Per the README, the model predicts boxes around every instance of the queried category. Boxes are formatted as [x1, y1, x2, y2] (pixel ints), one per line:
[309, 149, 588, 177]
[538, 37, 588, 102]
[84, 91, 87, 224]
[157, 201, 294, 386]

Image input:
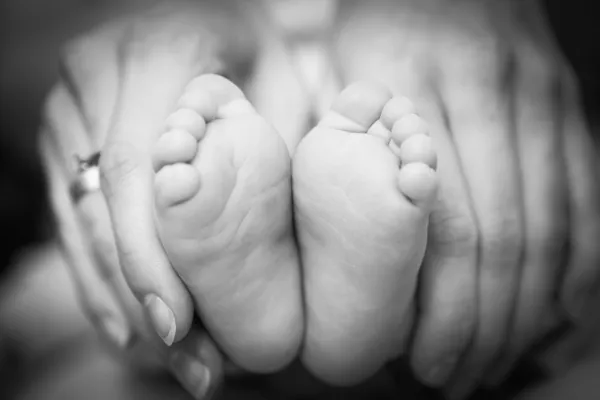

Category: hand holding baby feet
[152, 74, 303, 373]
[293, 81, 438, 385]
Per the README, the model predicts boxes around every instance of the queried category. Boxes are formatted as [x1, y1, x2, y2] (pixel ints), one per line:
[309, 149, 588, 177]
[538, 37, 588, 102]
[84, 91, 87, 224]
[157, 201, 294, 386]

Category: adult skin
[40, 0, 600, 399]
[39, 1, 253, 398]
[330, 1, 600, 397]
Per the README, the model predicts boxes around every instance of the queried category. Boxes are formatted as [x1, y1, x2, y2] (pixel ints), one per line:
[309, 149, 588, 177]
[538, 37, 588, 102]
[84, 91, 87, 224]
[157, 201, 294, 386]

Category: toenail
[169, 351, 212, 399]
[144, 294, 176, 346]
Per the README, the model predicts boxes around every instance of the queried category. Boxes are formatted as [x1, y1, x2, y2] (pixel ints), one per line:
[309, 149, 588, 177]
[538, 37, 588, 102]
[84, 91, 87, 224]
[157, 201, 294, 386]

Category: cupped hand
[38, 2, 254, 397]
[332, 0, 600, 396]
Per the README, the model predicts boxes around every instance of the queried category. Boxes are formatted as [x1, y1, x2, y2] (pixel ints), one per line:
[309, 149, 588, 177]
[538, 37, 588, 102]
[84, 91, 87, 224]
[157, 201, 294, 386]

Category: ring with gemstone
[69, 152, 101, 203]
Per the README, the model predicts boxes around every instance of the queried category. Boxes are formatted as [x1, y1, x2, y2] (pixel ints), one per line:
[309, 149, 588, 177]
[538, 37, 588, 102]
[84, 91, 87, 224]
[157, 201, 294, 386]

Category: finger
[42, 82, 136, 347]
[42, 83, 96, 170]
[58, 23, 152, 335]
[328, 15, 479, 388]
[441, 59, 525, 398]
[485, 52, 570, 384]
[100, 17, 212, 345]
[560, 74, 600, 322]
[42, 82, 222, 399]
[409, 93, 478, 387]
[40, 132, 133, 349]
[44, 80, 147, 332]
[59, 18, 125, 147]
[166, 326, 225, 400]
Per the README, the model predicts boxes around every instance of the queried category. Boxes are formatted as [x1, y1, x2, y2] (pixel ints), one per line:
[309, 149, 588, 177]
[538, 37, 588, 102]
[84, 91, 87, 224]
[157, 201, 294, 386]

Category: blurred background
[0, 0, 600, 399]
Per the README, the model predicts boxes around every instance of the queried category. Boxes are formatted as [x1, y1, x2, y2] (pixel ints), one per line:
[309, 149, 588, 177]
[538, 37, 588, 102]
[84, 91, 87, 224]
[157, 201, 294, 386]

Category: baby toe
[391, 113, 429, 144]
[381, 96, 416, 130]
[393, 134, 437, 169]
[397, 162, 438, 209]
[166, 108, 206, 140]
[152, 129, 198, 172]
[155, 163, 201, 209]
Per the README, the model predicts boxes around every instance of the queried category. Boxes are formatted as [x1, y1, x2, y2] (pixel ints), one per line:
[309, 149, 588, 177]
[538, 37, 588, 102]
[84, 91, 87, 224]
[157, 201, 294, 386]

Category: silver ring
[70, 152, 101, 203]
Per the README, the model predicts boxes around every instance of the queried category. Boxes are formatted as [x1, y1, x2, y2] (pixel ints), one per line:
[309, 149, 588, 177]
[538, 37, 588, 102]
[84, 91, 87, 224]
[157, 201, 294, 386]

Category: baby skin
[294, 81, 438, 385]
[152, 76, 437, 384]
[151, 74, 303, 372]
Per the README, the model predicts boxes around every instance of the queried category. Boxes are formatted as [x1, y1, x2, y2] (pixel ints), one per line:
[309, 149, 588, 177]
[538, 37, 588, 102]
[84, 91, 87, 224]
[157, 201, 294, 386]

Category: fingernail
[100, 316, 132, 349]
[144, 294, 176, 346]
[169, 351, 212, 399]
[424, 357, 456, 386]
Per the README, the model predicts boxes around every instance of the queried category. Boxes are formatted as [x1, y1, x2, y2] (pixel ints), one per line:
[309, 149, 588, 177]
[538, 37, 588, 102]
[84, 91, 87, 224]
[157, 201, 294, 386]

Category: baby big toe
[180, 74, 254, 121]
[319, 81, 392, 132]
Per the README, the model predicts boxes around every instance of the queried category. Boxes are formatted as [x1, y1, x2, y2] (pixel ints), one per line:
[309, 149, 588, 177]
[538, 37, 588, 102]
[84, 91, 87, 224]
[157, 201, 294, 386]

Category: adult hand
[39, 1, 254, 397]
[332, 0, 600, 397]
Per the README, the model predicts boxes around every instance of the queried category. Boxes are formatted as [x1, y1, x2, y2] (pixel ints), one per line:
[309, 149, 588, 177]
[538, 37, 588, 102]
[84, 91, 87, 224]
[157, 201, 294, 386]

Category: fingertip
[98, 314, 136, 349]
[412, 352, 459, 388]
[99, 139, 195, 345]
[144, 290, 194, 346]
[410, 301, 475, 388]
[168, 328, 224, 399]
[171, 293, 195, 343]
[83, 296, 135, 350]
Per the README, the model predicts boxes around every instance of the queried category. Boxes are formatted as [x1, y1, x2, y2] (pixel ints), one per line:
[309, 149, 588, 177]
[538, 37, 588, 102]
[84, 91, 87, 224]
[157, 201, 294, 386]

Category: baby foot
[152, 74, 303, 372]
[293, 81, 438, 385]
